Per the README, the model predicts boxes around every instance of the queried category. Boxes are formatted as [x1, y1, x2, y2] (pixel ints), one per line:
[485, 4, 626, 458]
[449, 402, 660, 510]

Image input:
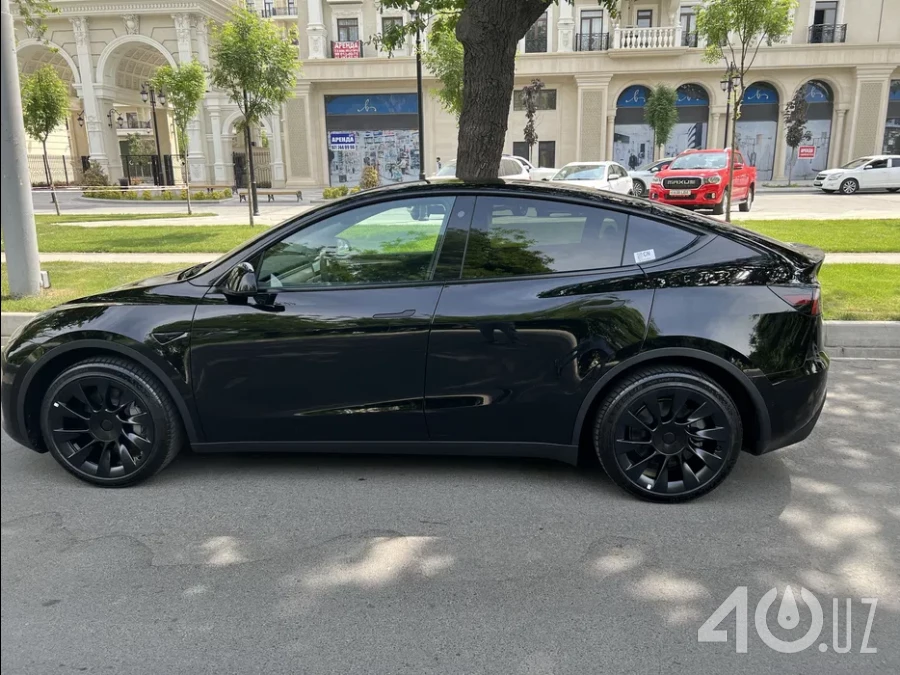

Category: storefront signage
[329, 132, 357, 150]
[798, 145, 816, 159]
[325, 94, 419, 116]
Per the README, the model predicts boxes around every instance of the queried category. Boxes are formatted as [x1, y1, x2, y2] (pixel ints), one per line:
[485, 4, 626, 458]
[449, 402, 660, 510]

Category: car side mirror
[734, 163, 744, 170]
[863, 165, 873, 170]
[219, 261, 258, 296]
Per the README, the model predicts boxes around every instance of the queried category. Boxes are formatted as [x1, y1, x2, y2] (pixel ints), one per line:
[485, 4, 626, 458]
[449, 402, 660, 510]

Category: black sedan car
[2, 181, 828, 501]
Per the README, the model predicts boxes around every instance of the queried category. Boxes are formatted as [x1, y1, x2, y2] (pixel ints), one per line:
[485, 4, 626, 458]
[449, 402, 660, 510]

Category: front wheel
[592, 366, 742, 502]
[631, 181, 646, 198]
[40, 357, 184, 486]
[711, 190, 728, 216]
[840, 178, 859, 195]
[738, 187, 754, 212]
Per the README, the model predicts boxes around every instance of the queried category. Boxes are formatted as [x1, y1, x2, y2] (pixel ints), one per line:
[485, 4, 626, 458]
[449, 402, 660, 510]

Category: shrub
[180, 189, 188, 200]
[322, 187, 336, 199]
[222, 188, 233, 198]
[123, 190, 137, 200]
[193, 191, 208, 200]
[359, 165, 379, 190]
[81, 161, 109, 186]
[142, 190, 153, 200]
[349, 186, 361, 194]
[161, 190, 174, 200]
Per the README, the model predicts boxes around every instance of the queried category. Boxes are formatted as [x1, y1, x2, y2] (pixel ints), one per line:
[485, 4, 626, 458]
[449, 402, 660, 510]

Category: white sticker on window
[634, 249, 656, 263]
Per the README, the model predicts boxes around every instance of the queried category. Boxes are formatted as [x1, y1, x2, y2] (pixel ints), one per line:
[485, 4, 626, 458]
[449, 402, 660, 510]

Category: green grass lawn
[35, 212, 215, 225]
[4, 261, 898, 319]
[735, 219, 900, 252]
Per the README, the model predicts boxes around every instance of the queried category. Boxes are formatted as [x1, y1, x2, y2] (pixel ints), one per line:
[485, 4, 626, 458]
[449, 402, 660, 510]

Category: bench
[237, 188, 304, 203]
[190, 184, 228, 194]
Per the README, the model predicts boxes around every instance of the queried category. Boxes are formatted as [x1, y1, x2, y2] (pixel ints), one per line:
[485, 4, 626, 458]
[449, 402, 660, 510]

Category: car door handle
[372, 309, 416, 319]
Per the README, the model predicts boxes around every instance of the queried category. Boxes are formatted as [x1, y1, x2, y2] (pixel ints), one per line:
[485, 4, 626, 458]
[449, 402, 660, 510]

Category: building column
[269, 112, 286, 186]
[557, 0, 574, 52]
[208, 105, 227, 184]
[847, 67, 893, 158]
[194, 16, 210, 68]
[829, 105, 849, 168]
[575, 74, 612, 162]
[772, 106, 788, 181]
[69, 18, 115, 178]
[95, 96, 124, 181]
[709, 112, 721, 150]
[606, 115, 615, 159]
[172, 13, 207, 182]
[307, 0, 327, 59]
[282, 82, 317, 186]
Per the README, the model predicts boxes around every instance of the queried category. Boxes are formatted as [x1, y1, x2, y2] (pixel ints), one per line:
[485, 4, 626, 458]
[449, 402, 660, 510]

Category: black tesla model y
[2, 181, 829, 501]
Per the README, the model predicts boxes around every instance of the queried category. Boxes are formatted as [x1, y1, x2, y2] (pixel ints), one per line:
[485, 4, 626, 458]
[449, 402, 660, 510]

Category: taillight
[769, 286, 821, 316]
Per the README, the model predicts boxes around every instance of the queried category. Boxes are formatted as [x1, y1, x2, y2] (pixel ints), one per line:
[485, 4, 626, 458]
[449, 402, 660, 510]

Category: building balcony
[808, 23, 847, 44]
[612, 25, 685, 51]
[331, 40, 363, 59]
[248, 1, 298, 19]
[682, 31, 699, 48]
[574, 32, 610, 52]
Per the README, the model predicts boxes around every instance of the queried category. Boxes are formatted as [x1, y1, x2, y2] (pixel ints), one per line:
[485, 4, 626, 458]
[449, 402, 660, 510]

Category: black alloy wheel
[632, 181, 645, 198]
[594, 366, 741, 502]
[41, 357, 183, 486]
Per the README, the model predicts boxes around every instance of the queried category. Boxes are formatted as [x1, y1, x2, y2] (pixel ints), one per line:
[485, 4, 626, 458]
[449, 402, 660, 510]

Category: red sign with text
[332, 41, 361, 59]
[798, 146, 816, 159]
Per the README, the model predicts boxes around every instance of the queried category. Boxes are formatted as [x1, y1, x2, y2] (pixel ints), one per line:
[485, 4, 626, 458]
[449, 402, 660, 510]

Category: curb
[3, 312, 898, 355]
[75, 197, 233, 205]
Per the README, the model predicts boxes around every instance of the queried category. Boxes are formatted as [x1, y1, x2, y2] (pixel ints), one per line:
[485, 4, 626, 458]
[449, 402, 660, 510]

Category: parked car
[628, 157, 674, 198]
[2, 181, 829, 502]
[549, 161, 634, 195]
[511, 155, 558, 181]
[814, 155, 900, 194]
[431, 156, 531, 181]
[649, 149, 757, 215]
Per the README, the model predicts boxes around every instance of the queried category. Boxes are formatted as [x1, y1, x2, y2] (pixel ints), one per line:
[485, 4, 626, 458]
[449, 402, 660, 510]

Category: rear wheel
[840, 178, 859, 195]
[40, 357, 184, 486]
[592, 366, 742, 502]
[738, 187, 754, 212]
[632, 180, 646, 198]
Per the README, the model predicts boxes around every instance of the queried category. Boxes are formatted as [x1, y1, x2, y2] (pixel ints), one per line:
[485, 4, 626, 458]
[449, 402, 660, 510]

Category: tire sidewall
[840, 178, 858, 194]
[594, 371, 742, 502]
[40, 362, 171, 486]
[633, 181, 645, 197]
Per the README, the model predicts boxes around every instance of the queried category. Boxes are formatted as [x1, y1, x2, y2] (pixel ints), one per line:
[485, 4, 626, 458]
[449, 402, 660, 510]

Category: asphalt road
[2, 359, 898, 674]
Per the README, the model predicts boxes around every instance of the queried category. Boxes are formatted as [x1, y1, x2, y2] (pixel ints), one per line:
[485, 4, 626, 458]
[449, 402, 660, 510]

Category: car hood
[659, 168, 724, 177]
[552, 179, 609, 188]
[816, 168, 848, 176]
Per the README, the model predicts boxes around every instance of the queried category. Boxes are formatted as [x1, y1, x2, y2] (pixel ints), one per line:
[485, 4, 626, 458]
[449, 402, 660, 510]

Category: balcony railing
[808, 23, 847, 43]
[682, 31, 699, 48]
[331, 40, 363, 58]
[575, 32, 611, 51]
[248, 1, 298, 18]
[524, 32, 548, 53]
[613, 25, 683, 50]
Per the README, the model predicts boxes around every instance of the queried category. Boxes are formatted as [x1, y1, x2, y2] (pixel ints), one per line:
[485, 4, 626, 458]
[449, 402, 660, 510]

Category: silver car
[628, 157, 674, 198]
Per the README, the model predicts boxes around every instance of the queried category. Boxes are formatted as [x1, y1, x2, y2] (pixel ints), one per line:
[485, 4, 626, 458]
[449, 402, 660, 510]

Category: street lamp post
[141, 83, 167, 186]
[411, 2, 426, 180]
[719, 64, 739, 150]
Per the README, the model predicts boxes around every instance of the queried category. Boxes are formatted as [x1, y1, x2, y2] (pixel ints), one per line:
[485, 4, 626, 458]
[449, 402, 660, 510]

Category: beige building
[15, 0, 900, 188]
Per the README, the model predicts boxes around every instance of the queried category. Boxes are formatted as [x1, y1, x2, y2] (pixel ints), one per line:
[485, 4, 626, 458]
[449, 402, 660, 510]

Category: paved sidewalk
[4, 251, 898, 265]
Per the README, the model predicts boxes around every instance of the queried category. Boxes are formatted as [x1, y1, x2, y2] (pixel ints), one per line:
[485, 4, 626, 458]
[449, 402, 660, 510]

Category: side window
[500, 158, 523, 176]
[890, 158, 900, 168]
[735, 152, 746, 166]
[257, 196, 455, 288]
[867, 159, 888, 169]
[462, 197, 627, 279]
[624, 215, 697, 265]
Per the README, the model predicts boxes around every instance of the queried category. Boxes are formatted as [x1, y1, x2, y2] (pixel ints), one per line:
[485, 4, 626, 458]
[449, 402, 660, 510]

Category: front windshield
[669, 153, 728, 170]
[553, 164, 606, 180]
[436, 161, 457, 177]
[636, 160, 663, 172]
[840, 157, 871, 169]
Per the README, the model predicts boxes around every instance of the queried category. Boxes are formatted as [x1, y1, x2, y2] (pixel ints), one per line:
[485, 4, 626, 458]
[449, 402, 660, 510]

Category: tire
[738, 187, 754, 212]
[839, 178, 859, 195]
[40, 356, 184, 487]
[592, 365, 742, 503]
[632, 180, 646, 198]
[711, 191, 727, 216]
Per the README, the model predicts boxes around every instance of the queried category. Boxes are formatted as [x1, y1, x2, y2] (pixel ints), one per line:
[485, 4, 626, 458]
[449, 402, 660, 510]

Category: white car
[549, 161, 634, 195]
[511, 155, 558, 181]
[628, 157, 674, 198]
[815, 155, 900, 194]
[430, 156, 531, 181]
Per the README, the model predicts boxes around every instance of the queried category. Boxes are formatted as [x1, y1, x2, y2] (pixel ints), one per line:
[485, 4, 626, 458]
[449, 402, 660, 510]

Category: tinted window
[624, 215, 697, 264]
[500, 158, 523, 176]
[257, 197, 455, 288]
[462, 197, 627, 278]
[867, 159, 888, 169]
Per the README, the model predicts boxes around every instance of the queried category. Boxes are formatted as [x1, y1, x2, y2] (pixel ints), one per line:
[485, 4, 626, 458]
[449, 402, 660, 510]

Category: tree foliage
[21, 64, 69, 215]
[521, 79, 544, 162]
[696, 0, 796, 219]
[422, 19, 464, 120]
[784, 85, 811, 183]
[645, 84, 679, 153]
[14, 0, 56, 39]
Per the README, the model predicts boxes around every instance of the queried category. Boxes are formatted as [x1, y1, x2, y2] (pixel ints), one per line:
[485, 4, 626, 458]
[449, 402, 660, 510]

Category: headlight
[651, 176, 662, 184]
[704, 175, 723, 185]
[827, 172, 843, 180]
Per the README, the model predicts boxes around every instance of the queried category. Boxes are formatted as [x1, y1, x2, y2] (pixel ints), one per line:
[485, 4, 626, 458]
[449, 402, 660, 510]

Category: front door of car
[608, 164, 628, 193]
[190, 194, 468, 445]
[862, 158, 890, 188]
[424, 195, 665, 448]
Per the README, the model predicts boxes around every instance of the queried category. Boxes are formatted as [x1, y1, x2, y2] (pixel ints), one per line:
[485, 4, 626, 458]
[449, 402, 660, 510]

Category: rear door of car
[423, 192, 656, 448]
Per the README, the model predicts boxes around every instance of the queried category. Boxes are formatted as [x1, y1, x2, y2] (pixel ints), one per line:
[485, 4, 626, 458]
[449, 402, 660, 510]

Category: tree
[520, 79, 544, 164]
[152, 60, 206, 215]
[644, 84, 679, 160]
[209, 7, 299, 224]
[377, 1, 619, 180]
[697, 0, 796, 221]
[21, 64, 69, 216]
[422, 19, 464, 120]
[783, 86, 811, 184]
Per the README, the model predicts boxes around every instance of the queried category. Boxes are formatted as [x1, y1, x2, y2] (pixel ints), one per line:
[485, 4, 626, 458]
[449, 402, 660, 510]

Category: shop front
[324, 94, 421, 187]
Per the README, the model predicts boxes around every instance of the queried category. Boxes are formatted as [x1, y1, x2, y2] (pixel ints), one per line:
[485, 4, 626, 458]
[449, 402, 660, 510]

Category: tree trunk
[243, 90, 260, 217]
[725, 108, 737, 222]
[787, 147, 795, 185]
[178, 128, 192, 216]
[243, 122, 254, 226]
[42, 139, 60, 216]
[455, 0, 550, 180]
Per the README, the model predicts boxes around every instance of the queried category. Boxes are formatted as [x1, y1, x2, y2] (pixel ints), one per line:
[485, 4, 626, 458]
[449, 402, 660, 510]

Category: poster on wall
[784, 82, 833, 180]
[614, 126, 654, 170]
[328, 129, 420, 186]
[736, 83, 779, 181]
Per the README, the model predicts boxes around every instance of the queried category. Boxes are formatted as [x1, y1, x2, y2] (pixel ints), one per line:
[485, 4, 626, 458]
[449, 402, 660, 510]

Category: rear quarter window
[624, 215, 698, 265]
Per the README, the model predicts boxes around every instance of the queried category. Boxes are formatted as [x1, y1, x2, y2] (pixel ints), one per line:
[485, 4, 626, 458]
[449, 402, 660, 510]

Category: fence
[120, 154, 176, 186]
[28, 155, 86, 186]
[232, 149, 272, 189]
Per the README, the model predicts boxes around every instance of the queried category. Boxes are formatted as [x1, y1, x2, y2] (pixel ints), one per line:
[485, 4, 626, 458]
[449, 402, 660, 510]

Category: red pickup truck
[648, 148, 756, 215]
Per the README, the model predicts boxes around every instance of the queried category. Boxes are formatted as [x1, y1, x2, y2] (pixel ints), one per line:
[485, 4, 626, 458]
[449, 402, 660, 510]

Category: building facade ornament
[122, 14, 140, 35]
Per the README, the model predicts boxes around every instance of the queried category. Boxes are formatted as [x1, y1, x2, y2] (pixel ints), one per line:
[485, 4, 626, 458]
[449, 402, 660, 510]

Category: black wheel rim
[48, 377, 154, 478]
[614, 387, 732, 495]
[633, 183, 644, 197]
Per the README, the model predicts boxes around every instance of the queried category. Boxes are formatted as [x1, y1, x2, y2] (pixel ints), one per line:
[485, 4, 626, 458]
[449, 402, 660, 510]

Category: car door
[862, 158, 890, 188]
[614, 163, 634, 193]
[890, 157, 900, 187]
[189, 194, 472, 445]
[424, 193, 658, 448]
[732, 152, 750, 198]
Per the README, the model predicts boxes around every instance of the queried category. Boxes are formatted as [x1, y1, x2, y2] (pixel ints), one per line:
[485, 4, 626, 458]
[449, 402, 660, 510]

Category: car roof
[560, 161, 615, 167]
[678, 149, 727, 155]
